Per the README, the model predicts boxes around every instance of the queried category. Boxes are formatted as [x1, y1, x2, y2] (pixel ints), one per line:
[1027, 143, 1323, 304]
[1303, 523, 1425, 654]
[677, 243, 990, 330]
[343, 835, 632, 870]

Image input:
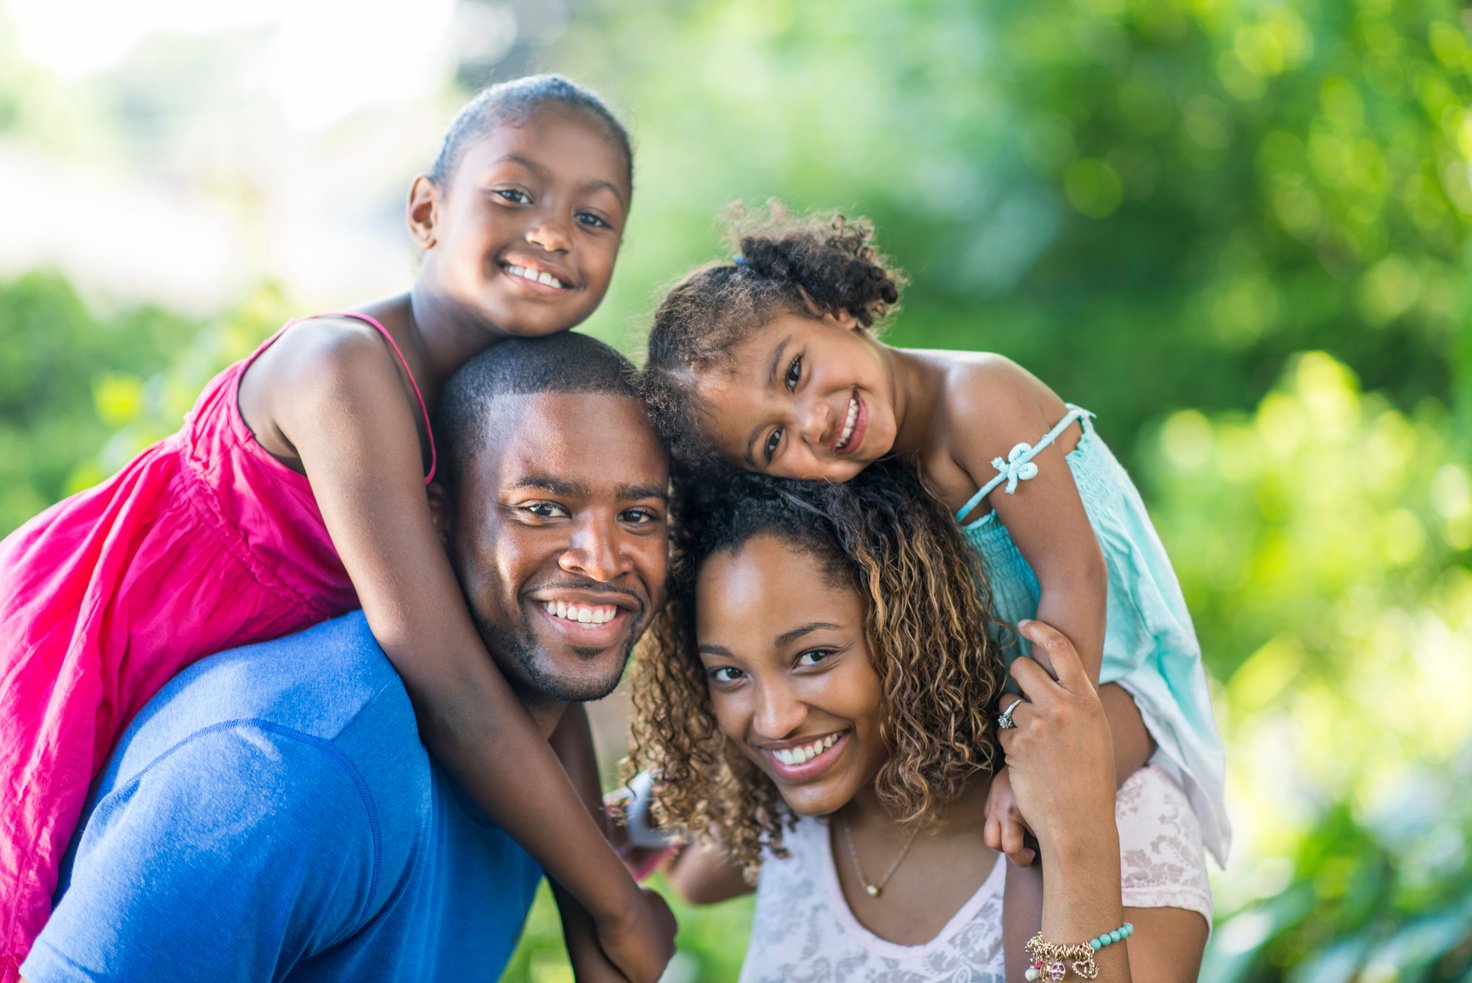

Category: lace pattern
[738, 766, 1211, 981]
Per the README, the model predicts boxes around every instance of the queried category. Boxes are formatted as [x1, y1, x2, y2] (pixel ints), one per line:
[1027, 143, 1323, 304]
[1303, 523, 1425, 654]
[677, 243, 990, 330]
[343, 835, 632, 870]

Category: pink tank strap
[270, 312, 438, 485]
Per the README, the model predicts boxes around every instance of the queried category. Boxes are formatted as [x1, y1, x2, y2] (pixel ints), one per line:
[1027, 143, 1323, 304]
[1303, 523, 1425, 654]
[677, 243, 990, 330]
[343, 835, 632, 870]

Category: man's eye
[576, 210, 612, 230]
[785, 355, 802, 391]
[621, 508, 663, 525]
[494, 188, 532, 205]
[523, 502, 564, 518]
[763, 428, 783, 464]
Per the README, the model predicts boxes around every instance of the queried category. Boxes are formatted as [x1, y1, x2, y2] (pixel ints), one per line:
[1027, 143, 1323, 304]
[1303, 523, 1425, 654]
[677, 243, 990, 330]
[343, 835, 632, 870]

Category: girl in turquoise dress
[641, 205, 1230, 872]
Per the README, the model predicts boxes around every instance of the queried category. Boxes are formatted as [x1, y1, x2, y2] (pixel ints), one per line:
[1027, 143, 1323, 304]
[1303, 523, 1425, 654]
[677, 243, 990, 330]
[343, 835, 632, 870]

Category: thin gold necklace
[837, 811, 922, 898]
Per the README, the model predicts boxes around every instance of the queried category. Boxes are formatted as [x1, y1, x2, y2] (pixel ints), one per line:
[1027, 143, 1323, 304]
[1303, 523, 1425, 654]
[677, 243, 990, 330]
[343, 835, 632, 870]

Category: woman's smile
[759, 729, 851, 782]
[696, 534, 887, 818]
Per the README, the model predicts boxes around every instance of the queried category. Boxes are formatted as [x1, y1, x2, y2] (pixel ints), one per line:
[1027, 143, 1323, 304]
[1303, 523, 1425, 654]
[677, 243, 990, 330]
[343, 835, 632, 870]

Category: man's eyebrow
[618, 484, 670, 504]
[508, 475, 586, 497]
[743, 335, 792, 468]
[774, 622, 842, 649]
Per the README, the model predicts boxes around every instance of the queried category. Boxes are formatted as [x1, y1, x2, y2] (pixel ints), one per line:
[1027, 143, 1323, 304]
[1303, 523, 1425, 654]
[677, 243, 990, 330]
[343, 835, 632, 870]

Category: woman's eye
[785, 355, 803, 392]
[763, 428, 783, 464]
[708, 666, 744, 684]
[795, 648, 836, 668]
[494, 188, 532, 205]
[576, 210, 612, 230]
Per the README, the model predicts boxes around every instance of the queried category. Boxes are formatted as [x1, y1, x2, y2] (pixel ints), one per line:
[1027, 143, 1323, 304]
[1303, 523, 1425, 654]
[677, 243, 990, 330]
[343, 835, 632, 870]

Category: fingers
[984, 813, 1003, 852]
[1016, 619, 1090, 692]
[1007, 654, 1055, 704]
[1000, 817, 1034, 867]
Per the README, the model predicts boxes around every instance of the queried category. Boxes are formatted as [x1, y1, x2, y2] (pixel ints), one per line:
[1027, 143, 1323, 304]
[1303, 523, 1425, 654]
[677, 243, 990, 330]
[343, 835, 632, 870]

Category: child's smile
[698, 311, 899, 481]
[414, 103, 630, 339]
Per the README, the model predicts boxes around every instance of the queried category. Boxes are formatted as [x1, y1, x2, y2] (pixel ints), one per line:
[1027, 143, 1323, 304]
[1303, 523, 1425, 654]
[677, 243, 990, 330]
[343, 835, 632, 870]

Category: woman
[626, 462, 1210, 981]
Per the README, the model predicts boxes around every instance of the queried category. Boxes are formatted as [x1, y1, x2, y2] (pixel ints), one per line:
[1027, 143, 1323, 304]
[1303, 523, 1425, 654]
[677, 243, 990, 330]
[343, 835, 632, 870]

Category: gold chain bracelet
[1023, 932, 1099, 980]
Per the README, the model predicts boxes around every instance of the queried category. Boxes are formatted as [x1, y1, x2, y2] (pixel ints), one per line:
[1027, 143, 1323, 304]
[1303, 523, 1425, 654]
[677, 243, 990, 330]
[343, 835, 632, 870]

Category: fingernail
[1017, 619, 1032, 629]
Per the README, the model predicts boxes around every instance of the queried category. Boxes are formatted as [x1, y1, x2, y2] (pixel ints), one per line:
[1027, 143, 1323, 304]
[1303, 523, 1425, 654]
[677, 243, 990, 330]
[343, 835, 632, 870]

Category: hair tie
[732, 255, 749, 268]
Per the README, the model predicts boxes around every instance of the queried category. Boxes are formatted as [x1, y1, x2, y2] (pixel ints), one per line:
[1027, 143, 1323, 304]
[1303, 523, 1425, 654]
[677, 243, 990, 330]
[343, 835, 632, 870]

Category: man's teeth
[772, 733, 841, 766]
[835, 395, 859, 450]
[506, 264, 568, 289]
[542, 601, 617, 625]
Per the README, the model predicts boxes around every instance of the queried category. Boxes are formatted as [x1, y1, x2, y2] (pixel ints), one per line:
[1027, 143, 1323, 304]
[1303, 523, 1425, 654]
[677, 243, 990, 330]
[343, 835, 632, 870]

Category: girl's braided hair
[640, 202, 907, 470]
[625, 458, 1005, 881]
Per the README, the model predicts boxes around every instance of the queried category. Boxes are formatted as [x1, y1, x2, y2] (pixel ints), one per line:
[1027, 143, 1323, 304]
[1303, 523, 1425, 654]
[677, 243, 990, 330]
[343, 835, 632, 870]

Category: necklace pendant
[865, 884, 881, 897]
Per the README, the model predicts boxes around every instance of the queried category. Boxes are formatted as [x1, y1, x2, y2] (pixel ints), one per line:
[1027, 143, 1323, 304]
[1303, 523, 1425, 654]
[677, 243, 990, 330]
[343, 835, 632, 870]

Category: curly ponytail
[733, 203, 903, 327]
[641, 201, 906, 469]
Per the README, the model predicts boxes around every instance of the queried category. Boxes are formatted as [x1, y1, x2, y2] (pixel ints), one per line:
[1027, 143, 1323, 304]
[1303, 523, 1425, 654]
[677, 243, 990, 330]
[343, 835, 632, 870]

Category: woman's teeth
[543, 601, 616, 625]
[835, 395, 859, 450]
[506, 264, 568, 289]
[772, 732, 841, 766]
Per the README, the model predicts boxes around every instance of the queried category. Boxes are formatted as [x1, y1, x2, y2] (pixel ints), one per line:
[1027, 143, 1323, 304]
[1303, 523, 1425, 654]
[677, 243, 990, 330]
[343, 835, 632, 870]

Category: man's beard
[470, 605, 636, 703]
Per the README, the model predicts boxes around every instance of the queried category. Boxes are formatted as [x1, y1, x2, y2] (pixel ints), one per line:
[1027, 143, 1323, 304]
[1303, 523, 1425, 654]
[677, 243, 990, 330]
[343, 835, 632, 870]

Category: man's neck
[520, 693, 567, 740]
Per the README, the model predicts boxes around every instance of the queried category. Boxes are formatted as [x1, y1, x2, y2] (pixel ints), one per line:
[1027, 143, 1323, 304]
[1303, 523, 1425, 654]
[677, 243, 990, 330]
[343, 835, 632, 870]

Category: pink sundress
[0, 313, 436, 979]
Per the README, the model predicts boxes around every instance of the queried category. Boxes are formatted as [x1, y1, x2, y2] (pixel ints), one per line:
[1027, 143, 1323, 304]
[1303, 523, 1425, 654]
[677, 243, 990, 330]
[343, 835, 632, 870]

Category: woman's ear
[407, 175, 440, 250]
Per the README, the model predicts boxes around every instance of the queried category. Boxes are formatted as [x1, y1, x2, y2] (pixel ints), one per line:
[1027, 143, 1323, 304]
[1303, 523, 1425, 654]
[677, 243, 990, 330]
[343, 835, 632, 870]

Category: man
[20, 333, 670, 982]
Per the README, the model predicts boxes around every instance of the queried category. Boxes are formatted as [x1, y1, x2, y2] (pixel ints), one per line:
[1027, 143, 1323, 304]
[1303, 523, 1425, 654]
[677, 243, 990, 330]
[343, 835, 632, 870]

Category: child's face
[415, 104, 630, 338]
[695, 534, 887, 818]
[696, 311, 898, 481]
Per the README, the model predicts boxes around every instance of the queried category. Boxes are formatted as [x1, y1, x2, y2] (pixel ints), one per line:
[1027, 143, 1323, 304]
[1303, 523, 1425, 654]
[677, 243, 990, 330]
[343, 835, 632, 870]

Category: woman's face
[695, 533, 888, 817]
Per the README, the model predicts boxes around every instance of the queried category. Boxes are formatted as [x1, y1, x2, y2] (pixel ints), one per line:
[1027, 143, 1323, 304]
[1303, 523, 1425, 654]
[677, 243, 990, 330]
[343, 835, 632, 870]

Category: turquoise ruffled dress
[956, 406, 1230, 866]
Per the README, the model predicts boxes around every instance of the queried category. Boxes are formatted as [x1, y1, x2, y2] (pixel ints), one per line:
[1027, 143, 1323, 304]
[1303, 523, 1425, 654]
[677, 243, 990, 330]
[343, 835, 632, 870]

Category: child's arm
[663, 839, 754, 906]
[951, 360, 1106, 682]
[265, 325, 672, 981]
[550, 707, 660, 982]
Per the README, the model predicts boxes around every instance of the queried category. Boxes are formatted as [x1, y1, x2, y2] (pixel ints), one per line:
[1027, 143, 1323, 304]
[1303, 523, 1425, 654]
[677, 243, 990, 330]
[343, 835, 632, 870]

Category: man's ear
[407, 174, 440, 250]
[426, 480, 454, 549]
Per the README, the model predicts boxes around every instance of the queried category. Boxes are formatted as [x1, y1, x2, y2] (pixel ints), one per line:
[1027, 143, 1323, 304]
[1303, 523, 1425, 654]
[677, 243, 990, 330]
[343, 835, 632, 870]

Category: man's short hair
[433, 332, 650, 495]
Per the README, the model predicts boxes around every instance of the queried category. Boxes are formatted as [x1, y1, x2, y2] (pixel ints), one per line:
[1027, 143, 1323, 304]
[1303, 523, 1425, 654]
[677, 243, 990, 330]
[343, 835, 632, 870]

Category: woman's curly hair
[626, 459, 1006, 881]
[641, 201, 907, 470]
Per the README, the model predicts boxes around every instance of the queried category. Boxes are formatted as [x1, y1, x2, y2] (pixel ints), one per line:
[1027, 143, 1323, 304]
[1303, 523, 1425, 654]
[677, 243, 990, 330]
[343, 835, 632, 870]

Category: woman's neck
[843, 770, 991, 837]
[831, 771, 997, 946]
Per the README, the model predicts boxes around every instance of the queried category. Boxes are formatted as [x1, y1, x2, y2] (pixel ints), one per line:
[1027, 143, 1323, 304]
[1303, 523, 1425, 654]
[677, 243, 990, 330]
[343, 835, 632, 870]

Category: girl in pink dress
[0, 75, 671, 983]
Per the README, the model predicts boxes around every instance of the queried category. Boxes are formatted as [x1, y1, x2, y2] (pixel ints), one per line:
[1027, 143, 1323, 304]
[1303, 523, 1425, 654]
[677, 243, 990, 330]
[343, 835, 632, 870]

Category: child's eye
[785, 355, 803, 392]
[493, 188, 532, 205]
[707, 666, 744, 684]
[576, 210, 613, 230]
[795, 648, 837, 668]
[763, 427, 783, 465]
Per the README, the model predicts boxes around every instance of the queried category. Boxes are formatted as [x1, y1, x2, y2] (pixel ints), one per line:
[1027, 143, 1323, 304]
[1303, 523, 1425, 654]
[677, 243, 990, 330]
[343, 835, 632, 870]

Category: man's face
[438, 392, 669, 706]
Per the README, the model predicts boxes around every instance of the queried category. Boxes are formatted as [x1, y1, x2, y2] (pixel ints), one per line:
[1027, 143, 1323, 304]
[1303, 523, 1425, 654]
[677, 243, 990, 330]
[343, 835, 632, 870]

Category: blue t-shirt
[21, 612, 543, 983]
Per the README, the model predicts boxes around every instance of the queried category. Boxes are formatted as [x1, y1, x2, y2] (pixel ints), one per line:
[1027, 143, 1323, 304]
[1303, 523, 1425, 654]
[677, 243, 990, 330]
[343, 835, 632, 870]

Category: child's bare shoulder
[939, 353, 1063, 428]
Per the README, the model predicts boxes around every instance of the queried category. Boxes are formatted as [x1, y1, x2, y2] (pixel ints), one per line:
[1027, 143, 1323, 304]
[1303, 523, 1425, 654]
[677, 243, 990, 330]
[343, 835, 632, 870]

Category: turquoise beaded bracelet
[1090, 921, 1134, 951]
[1024, 922, 1134, 980]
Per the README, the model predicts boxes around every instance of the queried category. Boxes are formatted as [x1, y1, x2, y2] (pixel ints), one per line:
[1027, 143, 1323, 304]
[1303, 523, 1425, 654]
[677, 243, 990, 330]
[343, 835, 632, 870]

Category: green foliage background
[3, 0, 1470, 979]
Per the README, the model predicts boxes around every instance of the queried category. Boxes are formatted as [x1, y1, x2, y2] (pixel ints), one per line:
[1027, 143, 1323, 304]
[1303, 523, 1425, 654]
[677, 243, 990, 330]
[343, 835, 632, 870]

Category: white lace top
[737, 766, 1212, 982]
[738, 817, 1006, 983]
